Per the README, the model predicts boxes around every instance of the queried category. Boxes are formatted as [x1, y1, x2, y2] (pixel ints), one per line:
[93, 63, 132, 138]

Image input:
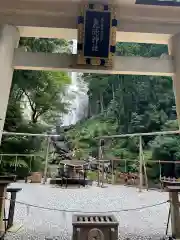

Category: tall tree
[0, 37, 71, 175]
[13, 70, 70, 123]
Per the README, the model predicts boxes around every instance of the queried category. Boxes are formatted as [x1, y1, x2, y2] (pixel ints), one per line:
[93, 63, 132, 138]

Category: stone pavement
[5, 183, 170, 240]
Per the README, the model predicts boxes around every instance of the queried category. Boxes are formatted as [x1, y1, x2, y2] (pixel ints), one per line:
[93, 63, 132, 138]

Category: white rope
[5, 197, 169, 214]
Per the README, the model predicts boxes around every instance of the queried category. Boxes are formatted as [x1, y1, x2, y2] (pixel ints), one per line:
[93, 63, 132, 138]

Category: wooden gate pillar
[0, 181, 10, 238]
[166, 185, 180, 238]
[169, 33, 180, 129]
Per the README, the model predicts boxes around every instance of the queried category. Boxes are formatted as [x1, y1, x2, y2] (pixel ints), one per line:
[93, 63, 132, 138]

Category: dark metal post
[6, 188, 22, 230]
[166, 205, 171, 235]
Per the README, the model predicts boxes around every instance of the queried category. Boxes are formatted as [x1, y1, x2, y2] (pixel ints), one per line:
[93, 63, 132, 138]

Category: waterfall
[62, 40, 88, 126]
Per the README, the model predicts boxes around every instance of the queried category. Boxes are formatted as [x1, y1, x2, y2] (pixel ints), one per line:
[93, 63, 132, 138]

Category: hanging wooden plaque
[77, 3, 117, 68]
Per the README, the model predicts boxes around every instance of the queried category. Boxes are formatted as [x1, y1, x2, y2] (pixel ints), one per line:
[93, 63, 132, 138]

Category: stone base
[28, 172, 42, 183]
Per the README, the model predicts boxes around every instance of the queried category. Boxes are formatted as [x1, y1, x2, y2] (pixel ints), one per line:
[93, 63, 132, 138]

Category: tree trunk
[100, 93, 104, 113]
[32, 111, 38, 123]
[112, 84, 115, 99]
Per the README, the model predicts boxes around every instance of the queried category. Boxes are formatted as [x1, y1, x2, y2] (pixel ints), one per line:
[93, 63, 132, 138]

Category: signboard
[77, 3, 117, 68]
[136, 0, 180, 6]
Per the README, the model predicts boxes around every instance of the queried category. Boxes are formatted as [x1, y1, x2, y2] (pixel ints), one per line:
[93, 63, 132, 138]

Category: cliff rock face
[50, 126, 73, 162]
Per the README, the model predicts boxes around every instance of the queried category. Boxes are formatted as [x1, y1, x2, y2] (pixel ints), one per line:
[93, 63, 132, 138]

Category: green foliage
[19, 38, 70, 53]
[67, 43, 177, 180]
[149, 133, 180, 178]
[151, 136, 180, 161]
[13, 38, 71, 124]
[163, 120, 178, 131]
[13, 70, 70, 123]
[1, 37, 71, 176]
[1, 38, 178, 181]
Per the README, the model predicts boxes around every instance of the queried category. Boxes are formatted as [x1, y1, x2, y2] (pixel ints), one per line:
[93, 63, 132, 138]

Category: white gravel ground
[5, 182, 171, 240]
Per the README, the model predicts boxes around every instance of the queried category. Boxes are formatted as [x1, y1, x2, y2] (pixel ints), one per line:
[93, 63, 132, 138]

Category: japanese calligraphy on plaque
[77, 3, 117, 68]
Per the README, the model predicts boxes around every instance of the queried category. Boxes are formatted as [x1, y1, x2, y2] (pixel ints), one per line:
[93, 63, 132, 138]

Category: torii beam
[13, 50, 173, 77]
[1, 1, 180, 44]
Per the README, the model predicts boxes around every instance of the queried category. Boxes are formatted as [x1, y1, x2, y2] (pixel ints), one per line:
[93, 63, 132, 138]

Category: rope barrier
[1, 198, 171, 240]
[5, 198, 169, 214]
